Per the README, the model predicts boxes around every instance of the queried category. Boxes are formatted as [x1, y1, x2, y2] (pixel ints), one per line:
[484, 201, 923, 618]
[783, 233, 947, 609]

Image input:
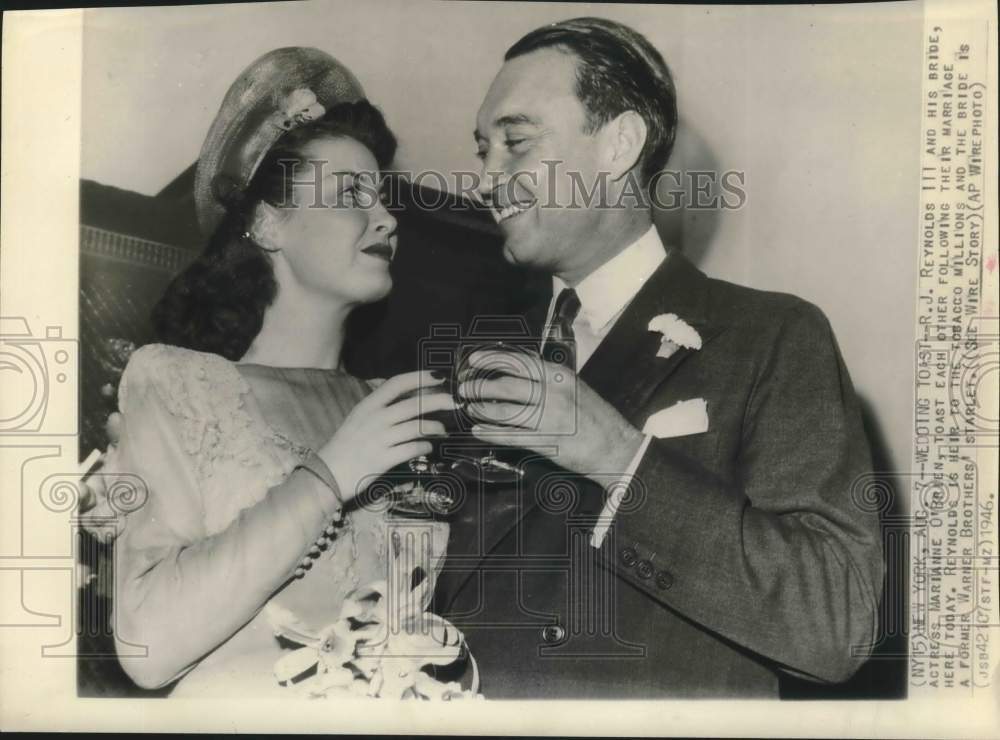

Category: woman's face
[266, 135, 397, 305]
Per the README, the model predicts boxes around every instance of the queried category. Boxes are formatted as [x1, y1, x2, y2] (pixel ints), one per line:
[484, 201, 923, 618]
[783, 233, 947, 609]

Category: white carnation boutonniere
[648, 313, 702, 360]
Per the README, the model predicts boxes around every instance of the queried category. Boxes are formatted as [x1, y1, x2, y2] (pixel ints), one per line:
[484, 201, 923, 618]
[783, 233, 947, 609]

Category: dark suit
[435, 252, 883, 698]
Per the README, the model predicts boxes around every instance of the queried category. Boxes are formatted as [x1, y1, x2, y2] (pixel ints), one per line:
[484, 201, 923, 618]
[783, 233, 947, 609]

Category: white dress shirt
[540, 225, 667, 548]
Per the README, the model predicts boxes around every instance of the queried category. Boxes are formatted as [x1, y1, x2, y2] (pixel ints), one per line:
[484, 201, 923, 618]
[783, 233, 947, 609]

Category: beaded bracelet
[292, 506, 344, 579]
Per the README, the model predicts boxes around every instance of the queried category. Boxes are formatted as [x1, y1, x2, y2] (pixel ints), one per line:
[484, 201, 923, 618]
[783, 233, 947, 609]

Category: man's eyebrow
[474, 113, 542, 140]
[495, 113, 541, 127]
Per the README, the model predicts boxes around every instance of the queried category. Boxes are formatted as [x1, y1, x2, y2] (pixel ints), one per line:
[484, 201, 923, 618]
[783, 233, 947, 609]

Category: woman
[106, 48, 459, 697]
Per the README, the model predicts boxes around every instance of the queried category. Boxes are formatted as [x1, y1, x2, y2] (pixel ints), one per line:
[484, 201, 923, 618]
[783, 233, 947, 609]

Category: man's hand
[458, 350, 645, 479]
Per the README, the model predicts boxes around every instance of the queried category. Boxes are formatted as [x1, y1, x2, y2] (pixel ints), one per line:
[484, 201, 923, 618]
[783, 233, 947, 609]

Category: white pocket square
[642, 398, 709, 438]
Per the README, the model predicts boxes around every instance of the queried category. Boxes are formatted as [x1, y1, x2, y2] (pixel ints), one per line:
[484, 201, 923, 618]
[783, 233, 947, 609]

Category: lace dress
[108, 344, 448, 696]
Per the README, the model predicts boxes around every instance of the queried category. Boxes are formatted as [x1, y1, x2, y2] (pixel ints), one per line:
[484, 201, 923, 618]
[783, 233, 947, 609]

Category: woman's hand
[318, 370, 454, 503]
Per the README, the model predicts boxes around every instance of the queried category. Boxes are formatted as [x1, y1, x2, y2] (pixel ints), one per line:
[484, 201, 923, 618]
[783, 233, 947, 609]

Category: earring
[242, 230, 281, 253]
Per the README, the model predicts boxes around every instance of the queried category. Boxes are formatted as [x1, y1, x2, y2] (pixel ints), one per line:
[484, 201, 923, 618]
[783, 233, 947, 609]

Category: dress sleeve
[111, 348, 344, 689]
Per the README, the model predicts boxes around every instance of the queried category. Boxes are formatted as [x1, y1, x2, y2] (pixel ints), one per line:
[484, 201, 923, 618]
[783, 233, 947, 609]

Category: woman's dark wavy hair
[152, 99, 397, 361]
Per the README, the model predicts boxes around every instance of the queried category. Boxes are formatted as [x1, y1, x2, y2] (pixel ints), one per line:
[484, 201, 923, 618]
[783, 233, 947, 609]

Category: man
[436, 17, 883, 698]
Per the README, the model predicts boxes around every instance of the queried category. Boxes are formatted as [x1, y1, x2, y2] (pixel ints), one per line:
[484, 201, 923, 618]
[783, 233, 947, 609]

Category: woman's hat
[194, 46, 365, 235]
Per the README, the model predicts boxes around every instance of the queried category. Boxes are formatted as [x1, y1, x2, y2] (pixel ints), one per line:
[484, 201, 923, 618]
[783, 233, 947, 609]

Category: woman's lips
[361, 243, 393, 262]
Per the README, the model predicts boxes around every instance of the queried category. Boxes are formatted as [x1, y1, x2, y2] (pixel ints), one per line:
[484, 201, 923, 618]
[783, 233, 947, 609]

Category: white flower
[648, 313, 702, 359]
[271, 578, 480, 700]
[277, 88, 326, 130]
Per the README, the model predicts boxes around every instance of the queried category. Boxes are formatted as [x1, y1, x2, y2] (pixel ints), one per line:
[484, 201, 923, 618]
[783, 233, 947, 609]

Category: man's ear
[601, 110, 647, 181]
[249, 201, 284, 252]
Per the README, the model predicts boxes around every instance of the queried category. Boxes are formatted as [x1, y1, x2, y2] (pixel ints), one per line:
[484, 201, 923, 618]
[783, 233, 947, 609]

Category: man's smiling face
[475, 48, 606, 278]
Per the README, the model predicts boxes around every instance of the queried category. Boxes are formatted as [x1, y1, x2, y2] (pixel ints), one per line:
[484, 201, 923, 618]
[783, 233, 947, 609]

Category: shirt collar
[552, 225, 668, 334]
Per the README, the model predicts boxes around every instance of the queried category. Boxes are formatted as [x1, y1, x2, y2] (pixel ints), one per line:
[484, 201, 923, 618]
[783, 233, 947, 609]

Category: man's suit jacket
[435, 252, 884, 698]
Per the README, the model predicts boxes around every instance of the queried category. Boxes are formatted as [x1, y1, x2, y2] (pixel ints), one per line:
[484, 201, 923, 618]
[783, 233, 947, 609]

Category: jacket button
[541, 625, 566, 644]
[655, 570, 674, 590]
[636, 559, 654, 579]
[620, 547, 638, 567]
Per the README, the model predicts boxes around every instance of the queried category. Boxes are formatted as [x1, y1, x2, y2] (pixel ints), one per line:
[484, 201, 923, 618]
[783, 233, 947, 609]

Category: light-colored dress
[108, 344, 448, 696]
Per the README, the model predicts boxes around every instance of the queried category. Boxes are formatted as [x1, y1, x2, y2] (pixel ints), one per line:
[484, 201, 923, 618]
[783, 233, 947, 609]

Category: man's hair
[505, 17, 678, 187]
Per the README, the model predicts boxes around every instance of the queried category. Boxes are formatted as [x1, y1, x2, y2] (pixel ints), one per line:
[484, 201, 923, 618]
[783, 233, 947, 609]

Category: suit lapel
[443, 254, 725, 609]
[580, 252, 720, 427]
[520, 270, 553, 342]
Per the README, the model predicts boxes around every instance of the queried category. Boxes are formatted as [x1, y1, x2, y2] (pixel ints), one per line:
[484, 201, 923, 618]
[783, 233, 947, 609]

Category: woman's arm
[111, 353, 342, 689]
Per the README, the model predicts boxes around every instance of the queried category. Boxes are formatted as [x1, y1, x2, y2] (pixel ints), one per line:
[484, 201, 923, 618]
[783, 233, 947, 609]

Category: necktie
[543, 288, 581, 369]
